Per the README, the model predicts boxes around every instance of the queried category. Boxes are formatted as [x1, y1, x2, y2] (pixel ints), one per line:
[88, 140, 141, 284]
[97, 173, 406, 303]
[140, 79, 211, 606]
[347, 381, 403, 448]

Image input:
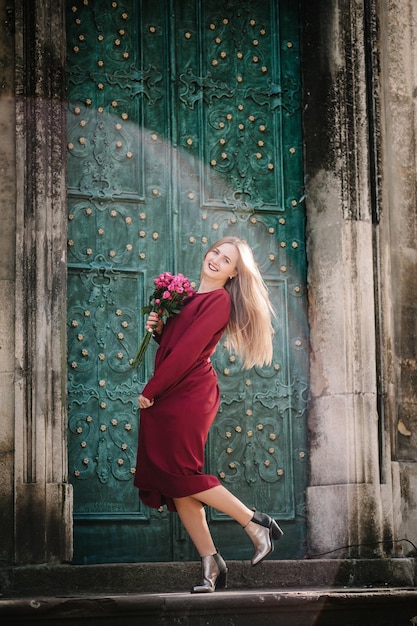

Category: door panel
[66, 0, 307, 563]
[172, 0, 307, 560]
[66, 0, 174, 562]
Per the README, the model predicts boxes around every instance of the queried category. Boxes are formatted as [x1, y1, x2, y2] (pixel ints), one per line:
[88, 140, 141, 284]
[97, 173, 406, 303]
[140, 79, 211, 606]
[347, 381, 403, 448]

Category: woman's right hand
[145, 311, 164, 334]
[138, 394, 154, 409]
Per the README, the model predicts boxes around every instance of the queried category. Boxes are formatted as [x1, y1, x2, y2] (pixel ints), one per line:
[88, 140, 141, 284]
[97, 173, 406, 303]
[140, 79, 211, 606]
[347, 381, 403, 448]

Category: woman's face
[202, 242, 239, 287]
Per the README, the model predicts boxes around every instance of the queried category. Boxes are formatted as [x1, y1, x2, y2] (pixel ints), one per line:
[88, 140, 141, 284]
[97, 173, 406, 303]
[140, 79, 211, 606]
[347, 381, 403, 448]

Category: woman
[135, 236, 283, 593]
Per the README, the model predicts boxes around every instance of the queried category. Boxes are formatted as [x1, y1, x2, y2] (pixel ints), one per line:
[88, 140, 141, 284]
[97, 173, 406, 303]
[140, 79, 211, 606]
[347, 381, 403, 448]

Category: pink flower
[132, 271, 195, 369]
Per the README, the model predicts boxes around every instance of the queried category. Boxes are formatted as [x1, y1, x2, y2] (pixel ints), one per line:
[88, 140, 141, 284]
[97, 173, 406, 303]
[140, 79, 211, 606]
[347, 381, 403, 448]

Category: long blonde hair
[204, 237, 275, 369]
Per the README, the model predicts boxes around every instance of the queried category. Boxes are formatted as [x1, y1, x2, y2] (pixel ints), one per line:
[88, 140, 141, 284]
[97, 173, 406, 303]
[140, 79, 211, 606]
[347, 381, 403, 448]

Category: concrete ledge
[1, 588, 417, 625]
[0, 558, 416, 596]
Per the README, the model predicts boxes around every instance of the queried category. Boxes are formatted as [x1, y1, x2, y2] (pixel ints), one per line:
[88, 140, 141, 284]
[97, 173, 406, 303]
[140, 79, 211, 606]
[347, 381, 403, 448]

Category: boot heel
[191, 551, 228, 593]
[244, 511, 284, 566]
[216, 569, 227, 590]
[271, 520, 284, 540]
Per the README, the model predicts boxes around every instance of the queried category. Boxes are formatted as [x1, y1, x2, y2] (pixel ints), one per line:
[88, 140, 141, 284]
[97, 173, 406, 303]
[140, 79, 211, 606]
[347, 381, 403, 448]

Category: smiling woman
[202, 238, 275, 368]
[135, 237, 283, 593]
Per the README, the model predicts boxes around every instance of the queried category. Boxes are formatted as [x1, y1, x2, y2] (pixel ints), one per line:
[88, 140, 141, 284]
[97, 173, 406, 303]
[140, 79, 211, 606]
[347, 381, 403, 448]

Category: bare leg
[191, 485, 253, 526]
[173, 496, 217, 557]
[175, 485, 281, 574]
[174, 485, 253, 557]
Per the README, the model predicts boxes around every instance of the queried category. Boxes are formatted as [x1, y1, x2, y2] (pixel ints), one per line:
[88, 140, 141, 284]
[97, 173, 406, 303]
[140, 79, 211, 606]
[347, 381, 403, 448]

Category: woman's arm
[142, 290, 230, 401]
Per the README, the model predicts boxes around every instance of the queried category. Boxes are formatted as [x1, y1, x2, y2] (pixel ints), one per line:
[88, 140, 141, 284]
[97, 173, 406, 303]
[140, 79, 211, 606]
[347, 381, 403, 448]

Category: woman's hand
[145, 311, 164, 334]
[138, 394, 154, 409]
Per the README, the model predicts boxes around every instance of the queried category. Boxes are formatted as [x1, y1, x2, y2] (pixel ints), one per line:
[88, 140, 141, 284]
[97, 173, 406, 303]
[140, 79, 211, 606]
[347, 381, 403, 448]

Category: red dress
[134, 289, 231, 512]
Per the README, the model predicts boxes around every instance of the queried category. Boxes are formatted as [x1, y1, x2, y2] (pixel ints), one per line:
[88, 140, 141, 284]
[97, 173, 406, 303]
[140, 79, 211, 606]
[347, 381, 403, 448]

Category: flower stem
[131, 328, 153, 369]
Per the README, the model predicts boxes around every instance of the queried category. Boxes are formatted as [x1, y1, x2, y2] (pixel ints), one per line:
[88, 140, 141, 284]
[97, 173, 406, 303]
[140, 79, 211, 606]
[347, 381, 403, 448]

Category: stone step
[1, 559, 416, 625]
[1, 558, 416, 596]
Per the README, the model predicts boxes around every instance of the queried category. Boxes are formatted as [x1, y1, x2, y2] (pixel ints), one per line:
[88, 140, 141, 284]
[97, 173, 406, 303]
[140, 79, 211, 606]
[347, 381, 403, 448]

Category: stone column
[379, 0, 417, 553]
[14, 0, 72, 563]
[0, 0, 18, 565]
[301, 0, 386, 557]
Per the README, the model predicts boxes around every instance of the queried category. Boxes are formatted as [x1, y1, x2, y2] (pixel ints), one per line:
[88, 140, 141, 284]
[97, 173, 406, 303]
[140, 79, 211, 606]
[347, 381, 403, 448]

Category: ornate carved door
[66, 0, 308, 563]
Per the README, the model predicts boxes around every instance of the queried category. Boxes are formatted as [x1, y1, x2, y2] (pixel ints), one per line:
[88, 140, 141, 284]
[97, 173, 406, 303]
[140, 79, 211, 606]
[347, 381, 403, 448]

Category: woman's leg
[173, 495, 217, 557]
[189, 486, 283, 566]
[190, 485, 253, 526]
[174, 485, 253, 555]
[175, 485, 282, 571]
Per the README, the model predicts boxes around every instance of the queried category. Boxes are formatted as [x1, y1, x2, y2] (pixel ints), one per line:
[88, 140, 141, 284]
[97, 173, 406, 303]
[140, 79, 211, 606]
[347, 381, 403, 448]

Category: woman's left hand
[145, 311, 164, 334]
[138, 394, 154, 409]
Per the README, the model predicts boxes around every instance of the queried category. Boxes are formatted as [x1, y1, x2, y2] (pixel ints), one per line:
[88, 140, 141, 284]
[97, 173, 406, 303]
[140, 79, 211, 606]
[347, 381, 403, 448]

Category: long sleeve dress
[134, 288, 231, 512]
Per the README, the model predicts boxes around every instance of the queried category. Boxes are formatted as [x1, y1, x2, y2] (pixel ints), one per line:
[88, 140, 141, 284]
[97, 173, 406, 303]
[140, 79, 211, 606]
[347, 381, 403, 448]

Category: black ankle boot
[191, 551, 228, 593]
[243, 510, 283, 566]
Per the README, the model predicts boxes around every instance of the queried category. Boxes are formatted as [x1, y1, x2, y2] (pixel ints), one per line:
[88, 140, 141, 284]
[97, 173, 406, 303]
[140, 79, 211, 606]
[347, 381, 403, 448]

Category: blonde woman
[135, 237, 283, 592]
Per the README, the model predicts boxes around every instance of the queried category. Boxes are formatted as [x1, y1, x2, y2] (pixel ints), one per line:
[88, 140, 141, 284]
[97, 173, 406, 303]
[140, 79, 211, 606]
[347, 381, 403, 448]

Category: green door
[66, 0, 308, 564]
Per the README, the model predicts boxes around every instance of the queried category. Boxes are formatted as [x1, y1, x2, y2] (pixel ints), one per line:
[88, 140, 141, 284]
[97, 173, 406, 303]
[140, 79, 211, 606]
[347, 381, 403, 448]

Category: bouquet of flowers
[131, 272, 195, 369]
